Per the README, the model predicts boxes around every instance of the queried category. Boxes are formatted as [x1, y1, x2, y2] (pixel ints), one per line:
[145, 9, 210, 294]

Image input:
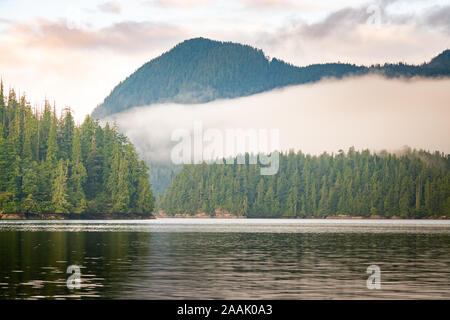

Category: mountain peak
[180, 37, 216, 43]
[174, 37, 218, 49]
[92, 38, 280, 118]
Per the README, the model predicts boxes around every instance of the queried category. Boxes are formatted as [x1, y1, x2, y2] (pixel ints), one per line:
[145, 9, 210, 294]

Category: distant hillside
[92, 37, 450, 118]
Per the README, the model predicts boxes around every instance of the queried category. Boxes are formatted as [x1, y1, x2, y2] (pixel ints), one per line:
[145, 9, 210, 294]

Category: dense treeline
[92, 37, 450, 118]
[0, 82, 154, 216]
[159, 149, 450, 218]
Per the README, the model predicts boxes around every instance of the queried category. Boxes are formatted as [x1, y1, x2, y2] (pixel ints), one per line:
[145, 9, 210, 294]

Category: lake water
[0, 219, 449, 299]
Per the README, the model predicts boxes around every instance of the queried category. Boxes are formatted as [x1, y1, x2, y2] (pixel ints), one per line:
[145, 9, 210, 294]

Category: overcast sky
[1, 0, 450, 121]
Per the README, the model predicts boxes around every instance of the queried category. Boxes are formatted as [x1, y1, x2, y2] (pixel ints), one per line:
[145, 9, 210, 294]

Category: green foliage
[51, 160, 70, 214]
[0, 83, 155, 216]
[159, 149, 450, 218]
[92, 38, 450, 118]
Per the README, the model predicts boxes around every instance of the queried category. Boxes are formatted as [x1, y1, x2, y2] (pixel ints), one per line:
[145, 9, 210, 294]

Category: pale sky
[1, 0, 450, 121]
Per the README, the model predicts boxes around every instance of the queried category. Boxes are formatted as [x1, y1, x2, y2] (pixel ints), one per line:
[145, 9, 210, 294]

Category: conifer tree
[51, 160, 70, 214]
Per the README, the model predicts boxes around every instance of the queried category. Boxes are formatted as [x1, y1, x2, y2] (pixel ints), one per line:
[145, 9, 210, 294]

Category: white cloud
[98, 1, 122, 14]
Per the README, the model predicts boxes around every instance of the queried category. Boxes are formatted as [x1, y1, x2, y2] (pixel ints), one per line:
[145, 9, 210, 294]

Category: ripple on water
[0, 219, 449, 299]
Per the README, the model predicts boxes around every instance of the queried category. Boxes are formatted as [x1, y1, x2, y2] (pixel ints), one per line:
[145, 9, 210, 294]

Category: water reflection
[0, 220, 449, 299]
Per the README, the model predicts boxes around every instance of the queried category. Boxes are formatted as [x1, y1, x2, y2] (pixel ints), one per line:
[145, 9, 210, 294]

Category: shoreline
[0, 213, 447, 220]
[0, 213, 156, 220]
[154, 213, 449, 220]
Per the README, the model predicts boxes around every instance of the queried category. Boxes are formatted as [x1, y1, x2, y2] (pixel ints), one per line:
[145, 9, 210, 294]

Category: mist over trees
[0, 82, 154, 216]
[1, 79, 449, 219]
[90, 38, 450, 200]
[2, 37, 450, 218]
[92, 37, 450, 119]
[158, 149, 450, 218]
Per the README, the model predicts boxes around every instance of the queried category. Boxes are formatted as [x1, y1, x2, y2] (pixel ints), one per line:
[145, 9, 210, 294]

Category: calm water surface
[0, 219, 449, 299]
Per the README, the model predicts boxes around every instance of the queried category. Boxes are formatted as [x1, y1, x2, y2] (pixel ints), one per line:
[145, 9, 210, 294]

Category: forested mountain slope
[92, 37, 450, 118]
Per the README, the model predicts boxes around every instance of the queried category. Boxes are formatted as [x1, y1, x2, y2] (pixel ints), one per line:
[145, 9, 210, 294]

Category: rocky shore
[0, 212, 155, 220]
[156, 210, 245, 219]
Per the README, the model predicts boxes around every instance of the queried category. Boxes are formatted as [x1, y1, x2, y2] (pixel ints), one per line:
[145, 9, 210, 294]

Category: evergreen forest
[159, 150, 449, 218]
[0, 82, 155, 216]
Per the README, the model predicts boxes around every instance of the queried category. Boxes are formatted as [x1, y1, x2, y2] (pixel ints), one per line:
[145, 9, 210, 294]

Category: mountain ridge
[92, 37, 450, 118]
